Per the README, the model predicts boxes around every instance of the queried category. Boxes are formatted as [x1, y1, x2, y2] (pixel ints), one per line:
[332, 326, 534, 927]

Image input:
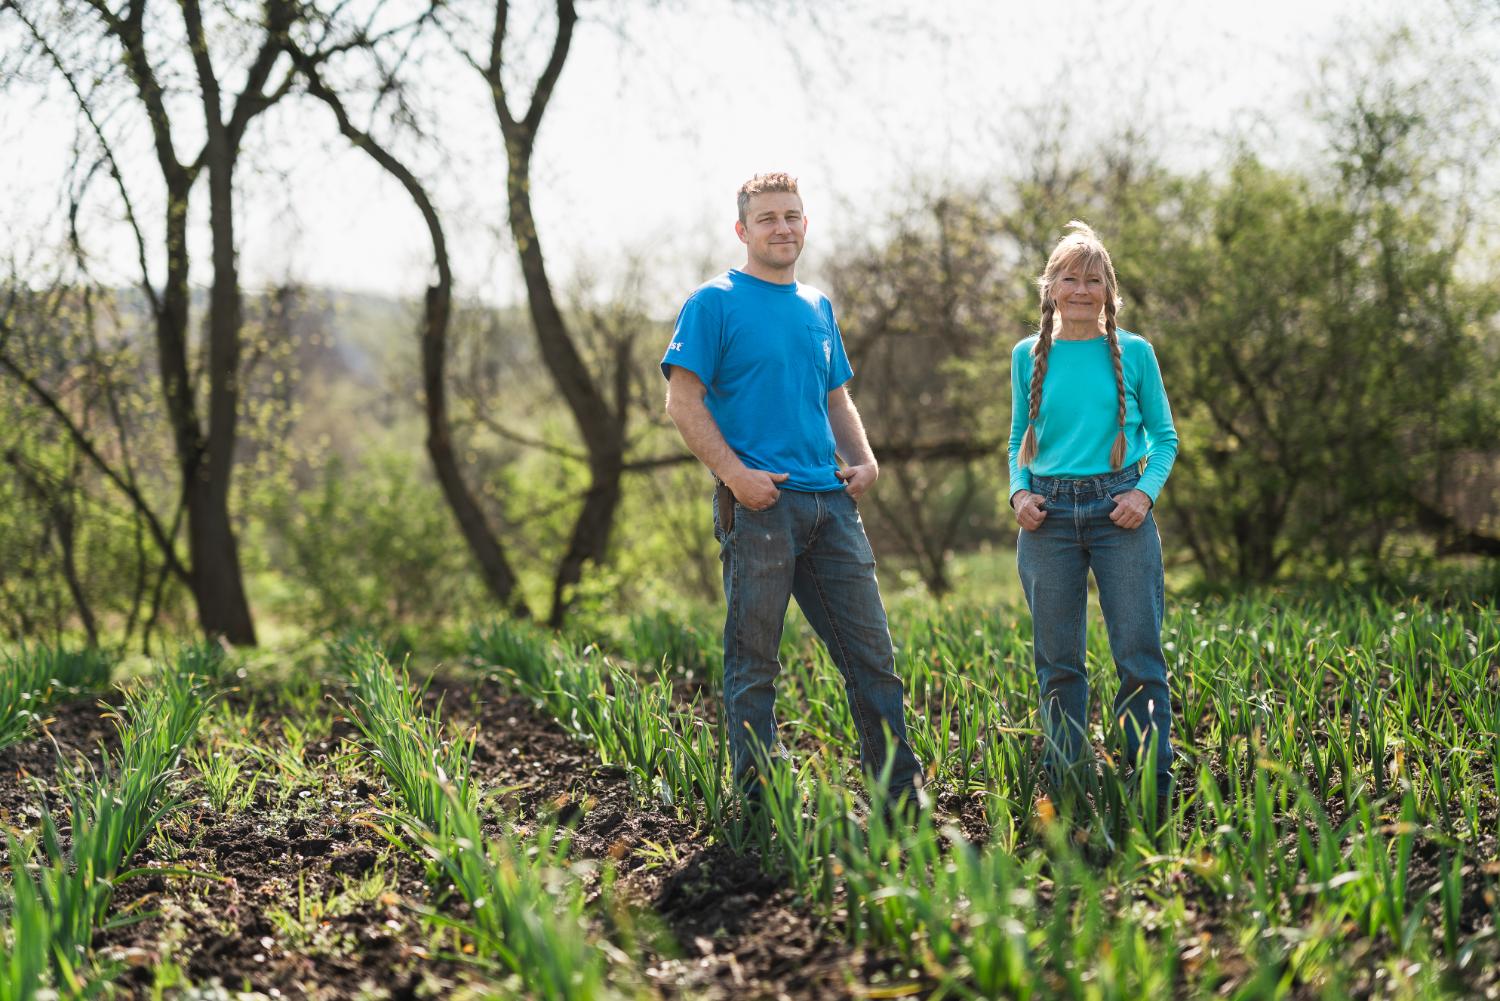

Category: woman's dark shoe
[878, 789, 923, 828]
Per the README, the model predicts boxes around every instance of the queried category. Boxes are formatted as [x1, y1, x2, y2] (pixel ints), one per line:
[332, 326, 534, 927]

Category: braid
[1017, 299, 1054, 468]
[1030, 220, 1129, 472]
[1105, 298, 1128, 469]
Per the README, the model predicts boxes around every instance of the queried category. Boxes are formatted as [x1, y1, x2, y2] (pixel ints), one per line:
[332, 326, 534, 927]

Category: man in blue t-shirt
[662, 172, 922, 809]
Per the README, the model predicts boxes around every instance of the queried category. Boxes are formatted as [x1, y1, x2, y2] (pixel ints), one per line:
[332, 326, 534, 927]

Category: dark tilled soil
[96, 809, 476, 999]
[461, 683, 916, 999]
[1, 696, 121, 832]
[4, 682, 912, 999]
[89, 720, 486, 999]
[18, 679, 1492, 999]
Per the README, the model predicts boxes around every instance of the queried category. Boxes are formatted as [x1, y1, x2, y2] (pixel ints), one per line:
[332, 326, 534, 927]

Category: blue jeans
[714, 487, 921, 798]
[1016, 467, 1174, 791]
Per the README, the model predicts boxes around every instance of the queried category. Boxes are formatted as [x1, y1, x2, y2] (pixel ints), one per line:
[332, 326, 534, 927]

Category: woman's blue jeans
[714, 487, 921, 799]
[1017, 467, 1174, 792]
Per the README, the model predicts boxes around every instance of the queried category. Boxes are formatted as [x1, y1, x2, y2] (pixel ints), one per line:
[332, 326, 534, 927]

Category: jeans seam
[804, 553, 880, 756]
[725, 514, 743, 759]
[806, 491, 826, 548]
[1062, 549, 1089, 745]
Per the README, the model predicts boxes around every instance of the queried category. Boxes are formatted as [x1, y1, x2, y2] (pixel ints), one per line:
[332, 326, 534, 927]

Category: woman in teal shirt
[1007, 221, 1179, 814]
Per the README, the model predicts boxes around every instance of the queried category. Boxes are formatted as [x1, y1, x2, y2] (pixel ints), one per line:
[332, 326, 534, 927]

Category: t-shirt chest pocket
[805, 323, 833, 378]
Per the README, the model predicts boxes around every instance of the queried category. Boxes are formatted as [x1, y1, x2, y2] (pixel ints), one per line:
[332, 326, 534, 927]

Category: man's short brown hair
[737, 172, 800, 223]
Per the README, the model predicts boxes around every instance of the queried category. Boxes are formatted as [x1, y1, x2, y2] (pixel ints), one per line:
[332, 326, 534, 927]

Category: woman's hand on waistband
[1012, 490, 1048, 531]
[1109, 489, 1152, 530]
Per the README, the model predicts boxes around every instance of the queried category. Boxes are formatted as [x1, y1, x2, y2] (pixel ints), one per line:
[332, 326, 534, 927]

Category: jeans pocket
[713, 483, 735, 542]
[1103, 478, 1148, 531]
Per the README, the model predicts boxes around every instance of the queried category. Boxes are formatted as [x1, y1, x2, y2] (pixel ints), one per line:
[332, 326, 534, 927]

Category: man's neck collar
[740, 261, 797, 284]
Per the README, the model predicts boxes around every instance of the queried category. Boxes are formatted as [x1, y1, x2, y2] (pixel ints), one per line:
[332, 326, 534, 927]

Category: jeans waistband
[1030, 465, 1141, 498]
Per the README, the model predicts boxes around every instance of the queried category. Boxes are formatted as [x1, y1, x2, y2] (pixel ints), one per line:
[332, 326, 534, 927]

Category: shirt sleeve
[1134, 339, 1178, 503]
[661, 291, 722, 385]
[1007, 341, 1033, 501]
[825, 301, 854, 390]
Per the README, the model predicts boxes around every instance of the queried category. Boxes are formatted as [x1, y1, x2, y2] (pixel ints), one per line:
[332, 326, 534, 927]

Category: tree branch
[453, 411, 587, 464]
[3, 447, 99, 645]
[485, 0, 516, 131]
[0, 341, 190, 584]
[621, 437, 1002, 474]
[224, 0, 298, 151]
[1411, 493, 1500, 556]
[10, 0, 159, 318]
[523, 0, 575, 136]
[97, 0, 193, 189]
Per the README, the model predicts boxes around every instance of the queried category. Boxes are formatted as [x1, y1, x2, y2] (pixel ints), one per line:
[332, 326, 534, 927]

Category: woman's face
[1052, 263, 1108, 330]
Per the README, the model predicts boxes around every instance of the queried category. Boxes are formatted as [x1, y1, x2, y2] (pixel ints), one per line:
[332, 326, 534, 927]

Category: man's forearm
[829, 395, 877, 467]
[668, 395, 747, 484]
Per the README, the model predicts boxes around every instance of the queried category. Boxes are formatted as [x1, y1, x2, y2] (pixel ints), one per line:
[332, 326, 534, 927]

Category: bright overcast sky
[1, 0, 1490, 308]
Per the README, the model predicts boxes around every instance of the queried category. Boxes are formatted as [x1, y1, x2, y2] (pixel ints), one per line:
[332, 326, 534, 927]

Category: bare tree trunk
[193, 152, 257, 642]
[420, 286, 531, 615]
[61, 0, 300, 643]
[153, 180, 256, 641]
[181, 0, 262, 644]
[295, 54, 529, 615]
[484, 0, 627, 625]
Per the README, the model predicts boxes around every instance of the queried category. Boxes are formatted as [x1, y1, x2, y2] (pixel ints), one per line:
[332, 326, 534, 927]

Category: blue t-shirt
[661, 269, 853, 492]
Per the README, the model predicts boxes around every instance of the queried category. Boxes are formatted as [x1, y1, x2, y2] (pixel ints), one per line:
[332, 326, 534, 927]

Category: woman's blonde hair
[1016, 220, 1128, 470]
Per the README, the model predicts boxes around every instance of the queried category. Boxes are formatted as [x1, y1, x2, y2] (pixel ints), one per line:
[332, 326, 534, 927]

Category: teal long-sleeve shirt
[1007, 329, 1179, 503]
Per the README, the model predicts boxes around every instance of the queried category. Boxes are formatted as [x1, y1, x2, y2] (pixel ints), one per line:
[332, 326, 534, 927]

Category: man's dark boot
[738, 770, 765, 819]
[1153, 789, 1174, 834]
[877, 787, 922, 829]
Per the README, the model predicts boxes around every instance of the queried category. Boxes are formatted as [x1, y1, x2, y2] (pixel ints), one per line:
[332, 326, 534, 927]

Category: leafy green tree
[826, 192, 1017, 594]
[1003, 142, 1498, 582]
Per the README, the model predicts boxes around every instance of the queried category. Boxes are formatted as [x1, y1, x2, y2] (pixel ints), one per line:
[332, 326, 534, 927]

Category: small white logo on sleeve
[823, 340, 831, 362]
[668, 341, 684, 352]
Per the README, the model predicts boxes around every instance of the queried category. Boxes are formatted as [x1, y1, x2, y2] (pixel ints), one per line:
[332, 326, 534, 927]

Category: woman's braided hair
[1016, 221, 1128, 470]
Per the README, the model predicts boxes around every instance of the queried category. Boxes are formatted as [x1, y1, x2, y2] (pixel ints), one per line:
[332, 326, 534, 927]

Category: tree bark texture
[90, 0, 300, 643]
[296, 55, 528, 615]
[489, 0, 627, 625]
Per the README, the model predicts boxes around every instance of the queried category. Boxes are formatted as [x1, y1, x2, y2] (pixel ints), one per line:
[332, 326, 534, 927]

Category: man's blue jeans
[1016, 467, 1174, 792]
[714, 487, 921, 799]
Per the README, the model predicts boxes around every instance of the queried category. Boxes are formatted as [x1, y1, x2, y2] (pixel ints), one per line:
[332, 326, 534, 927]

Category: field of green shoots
[2, 580, 1497, 998]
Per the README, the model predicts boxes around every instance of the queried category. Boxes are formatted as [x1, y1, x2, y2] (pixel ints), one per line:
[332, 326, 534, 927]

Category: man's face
[736, 192, 806, 271]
